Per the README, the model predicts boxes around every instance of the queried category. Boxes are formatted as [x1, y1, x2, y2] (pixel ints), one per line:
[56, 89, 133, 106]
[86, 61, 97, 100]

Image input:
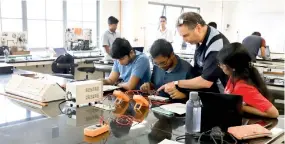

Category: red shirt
[224, 79, 272, 112]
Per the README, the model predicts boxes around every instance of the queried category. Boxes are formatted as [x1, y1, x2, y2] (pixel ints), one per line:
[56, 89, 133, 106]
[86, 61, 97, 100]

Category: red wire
[115, 115, 134, 126]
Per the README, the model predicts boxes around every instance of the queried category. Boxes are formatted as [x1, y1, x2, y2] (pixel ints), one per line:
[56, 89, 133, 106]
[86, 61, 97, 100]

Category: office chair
[52, 54, 78, 79]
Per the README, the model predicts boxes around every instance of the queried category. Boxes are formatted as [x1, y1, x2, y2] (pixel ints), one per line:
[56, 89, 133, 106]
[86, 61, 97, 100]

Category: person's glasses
[153, 57, 170, 67]
[160, 20, 166, 22]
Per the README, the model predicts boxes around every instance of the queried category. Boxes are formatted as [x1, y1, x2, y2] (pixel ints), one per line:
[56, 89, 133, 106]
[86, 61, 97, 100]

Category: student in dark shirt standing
[140, 39, 195, 103]
[158, 12, 229, 94]
[242, 32, 266, 62]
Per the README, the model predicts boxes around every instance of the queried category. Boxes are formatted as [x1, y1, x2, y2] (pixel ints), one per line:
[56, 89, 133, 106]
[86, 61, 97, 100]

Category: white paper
[160, 103, 186, 115]
[158, 139, 182, 144]
[103, 85, 119, 92]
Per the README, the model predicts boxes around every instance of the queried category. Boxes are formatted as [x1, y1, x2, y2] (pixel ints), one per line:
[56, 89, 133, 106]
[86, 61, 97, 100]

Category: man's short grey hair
[176, 12, 206, 29]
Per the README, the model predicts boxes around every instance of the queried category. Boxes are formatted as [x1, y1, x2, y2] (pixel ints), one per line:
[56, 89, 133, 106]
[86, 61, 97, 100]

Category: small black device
[197, 92, 243, 132]
[133, 47, 144, 52]
[0, 63, 13, 74]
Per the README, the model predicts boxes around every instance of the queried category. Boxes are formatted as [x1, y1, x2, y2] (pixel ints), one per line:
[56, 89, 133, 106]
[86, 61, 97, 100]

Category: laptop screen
[53, 48, 67, 57]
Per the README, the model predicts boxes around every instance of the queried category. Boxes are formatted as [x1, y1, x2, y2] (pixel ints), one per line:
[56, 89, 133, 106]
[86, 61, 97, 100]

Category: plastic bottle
[185, 91, 202, 134]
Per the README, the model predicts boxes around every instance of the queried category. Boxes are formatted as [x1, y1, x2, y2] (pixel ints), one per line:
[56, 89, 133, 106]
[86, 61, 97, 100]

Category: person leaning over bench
[140, 39, 196, 103]
[102, 38, 151, 90]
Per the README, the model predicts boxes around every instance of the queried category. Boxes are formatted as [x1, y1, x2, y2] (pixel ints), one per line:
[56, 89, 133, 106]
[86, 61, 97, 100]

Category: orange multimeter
[133, 95, 149, 112]
[113, 90, 130, 104]
[83, 131, 110, 143]
[84, 124, 110, 137]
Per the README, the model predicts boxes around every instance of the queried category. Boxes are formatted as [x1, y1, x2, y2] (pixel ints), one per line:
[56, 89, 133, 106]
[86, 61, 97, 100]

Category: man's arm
[103, 45, 110, 55]
[102, 33, 110, 55]
[119, 56, 150, 90]
[178, 52, 222, 89]
[260, 38, 266, 59]
[118, 76, 141, 90]
[103, 61, 120, 85]
[103, 71, 119, 85]
[178, 76, 213, 89]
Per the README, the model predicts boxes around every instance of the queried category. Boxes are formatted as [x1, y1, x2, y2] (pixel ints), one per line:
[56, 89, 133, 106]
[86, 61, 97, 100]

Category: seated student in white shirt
[156, 16, 173, 43]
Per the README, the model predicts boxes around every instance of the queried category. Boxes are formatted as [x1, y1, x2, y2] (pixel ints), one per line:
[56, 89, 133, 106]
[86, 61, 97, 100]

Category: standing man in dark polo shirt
[158, 12, 229, 93]
[242, 32, 266, 62]
[140, 39, 195, 102]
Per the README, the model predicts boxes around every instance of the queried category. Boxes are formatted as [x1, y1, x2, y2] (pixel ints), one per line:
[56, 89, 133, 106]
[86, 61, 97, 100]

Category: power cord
[197, 127, 237, 144]
[58, 100, 67, 114]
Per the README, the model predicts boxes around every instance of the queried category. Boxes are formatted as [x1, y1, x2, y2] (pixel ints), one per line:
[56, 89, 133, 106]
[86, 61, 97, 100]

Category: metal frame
[148, 1, 200, 12]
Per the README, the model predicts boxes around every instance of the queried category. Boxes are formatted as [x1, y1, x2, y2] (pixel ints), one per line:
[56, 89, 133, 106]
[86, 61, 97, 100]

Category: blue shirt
[151, 55, 195, 99]
[112, 51, 151, 90]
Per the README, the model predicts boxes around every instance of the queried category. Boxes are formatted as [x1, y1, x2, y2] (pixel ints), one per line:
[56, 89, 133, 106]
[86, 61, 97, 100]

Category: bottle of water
[185, 91, 202, 134]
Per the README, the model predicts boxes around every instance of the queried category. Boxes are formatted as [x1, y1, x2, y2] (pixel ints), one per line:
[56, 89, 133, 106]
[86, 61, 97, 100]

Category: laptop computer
[197, 92, 243, 132]
[53, 48, 68, 57]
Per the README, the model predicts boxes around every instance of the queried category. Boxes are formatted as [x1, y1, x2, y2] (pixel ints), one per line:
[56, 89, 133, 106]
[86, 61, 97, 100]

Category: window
[1, 0, 22, 19]
[67, 0, 97, 47]
[0, 0, 22, 32]
[146, 4, 164, 50]
[27, 0, 63, 48]
[0, 0, 99, 49]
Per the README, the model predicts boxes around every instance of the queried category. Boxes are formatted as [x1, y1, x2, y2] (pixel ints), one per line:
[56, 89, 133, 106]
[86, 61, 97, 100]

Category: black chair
[77, 67, 96, 80]
[94, 65, 112, 78]
[52, 54, 78, 79]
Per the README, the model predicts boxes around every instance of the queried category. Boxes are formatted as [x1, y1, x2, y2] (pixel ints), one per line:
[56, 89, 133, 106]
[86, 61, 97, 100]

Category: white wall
[111, 0, 285, 53]
[99, 0, 120, 44]
[229, 0, 285, 53]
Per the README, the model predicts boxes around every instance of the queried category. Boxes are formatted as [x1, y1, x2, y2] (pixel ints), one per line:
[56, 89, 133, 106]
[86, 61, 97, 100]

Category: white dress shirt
[156, 28, 173, 43]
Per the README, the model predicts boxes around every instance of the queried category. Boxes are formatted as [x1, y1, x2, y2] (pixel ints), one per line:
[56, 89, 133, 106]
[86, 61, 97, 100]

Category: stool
[77, 67, 96, 80]
[94, 65, 112, 78]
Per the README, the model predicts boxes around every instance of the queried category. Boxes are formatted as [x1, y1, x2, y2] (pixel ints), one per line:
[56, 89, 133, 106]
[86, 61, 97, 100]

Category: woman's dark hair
[217, 42, 271, 100]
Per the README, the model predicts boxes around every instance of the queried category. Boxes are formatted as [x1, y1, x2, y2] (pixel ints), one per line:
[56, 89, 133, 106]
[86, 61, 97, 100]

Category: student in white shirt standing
[156, 16, 173, 43]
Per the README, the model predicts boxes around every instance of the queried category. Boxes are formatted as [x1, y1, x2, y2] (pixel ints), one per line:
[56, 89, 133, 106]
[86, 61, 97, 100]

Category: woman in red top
[217, 42, 279, 118]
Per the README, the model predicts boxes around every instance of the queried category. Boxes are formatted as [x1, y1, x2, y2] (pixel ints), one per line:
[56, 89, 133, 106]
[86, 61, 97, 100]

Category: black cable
[58, 100, 67, 114]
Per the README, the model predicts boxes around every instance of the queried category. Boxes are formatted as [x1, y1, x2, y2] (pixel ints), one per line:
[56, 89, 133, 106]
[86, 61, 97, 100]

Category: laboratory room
[0, 0, 284, 143]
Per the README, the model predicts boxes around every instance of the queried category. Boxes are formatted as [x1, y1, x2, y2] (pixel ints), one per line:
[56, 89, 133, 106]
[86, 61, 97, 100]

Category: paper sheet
[158, 139, 182, 144]
[160, 103, 186, 115]
[103, 85, 119, 92]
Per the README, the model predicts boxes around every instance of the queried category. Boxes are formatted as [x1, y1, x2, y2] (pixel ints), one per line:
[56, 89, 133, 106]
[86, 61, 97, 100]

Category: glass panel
[1, 0, 22, 18]
[82, 0, 96, 21]
[67, 0, 82, 21]
[46, 0, 63, 20]
[67, 21, 83, 28]
[2, 19, 23, 32]
[27, 0, 45, 19]
[46, 21, 63, 48]
[27, 20, 46, 48]
[146, 4, 164, 49]
[184, 8, 199, 13]
[165, 6, 181, 30]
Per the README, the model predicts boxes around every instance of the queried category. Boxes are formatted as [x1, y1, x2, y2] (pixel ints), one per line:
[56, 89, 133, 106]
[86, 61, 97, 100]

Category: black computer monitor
[133, 47, 144, 52]
[198, 92, 243, 132]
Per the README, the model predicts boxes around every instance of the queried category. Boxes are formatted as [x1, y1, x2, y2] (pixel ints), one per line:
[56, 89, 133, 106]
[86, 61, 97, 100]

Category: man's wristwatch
[174, 81, 179, 86]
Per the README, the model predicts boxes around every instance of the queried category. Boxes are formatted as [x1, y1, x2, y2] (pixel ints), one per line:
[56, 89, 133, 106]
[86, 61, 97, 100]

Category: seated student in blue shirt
[140, 39, 195, 102]
[102, 38, 151, 90]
